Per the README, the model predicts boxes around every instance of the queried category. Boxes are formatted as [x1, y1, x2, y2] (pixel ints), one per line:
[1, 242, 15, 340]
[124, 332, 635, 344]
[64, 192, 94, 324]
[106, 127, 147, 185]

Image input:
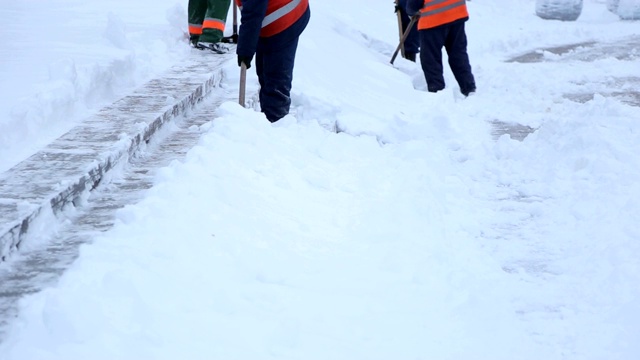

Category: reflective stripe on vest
[236, 0, 308, 37]
[418, 0, 468, 29]
[263, 0, 301, 27]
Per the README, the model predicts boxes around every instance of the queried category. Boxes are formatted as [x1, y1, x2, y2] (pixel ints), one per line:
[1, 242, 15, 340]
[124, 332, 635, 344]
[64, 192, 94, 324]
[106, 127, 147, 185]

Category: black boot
[189, 35, 203, 49]
[461, 84, 477, 97]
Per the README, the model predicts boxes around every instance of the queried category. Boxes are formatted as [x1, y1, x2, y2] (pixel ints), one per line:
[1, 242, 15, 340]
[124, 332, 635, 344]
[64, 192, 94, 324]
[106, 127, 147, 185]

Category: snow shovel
[232, 2, 239, 43]
[222, 2, 239, 43]
[239, 62, 247, 107]
[390, 14, 419, 65]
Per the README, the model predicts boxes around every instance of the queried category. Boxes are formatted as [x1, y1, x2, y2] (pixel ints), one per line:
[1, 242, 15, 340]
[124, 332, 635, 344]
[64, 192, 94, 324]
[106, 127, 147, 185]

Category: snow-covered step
[0, 53, 232, 262]
[0, 87, 236, 338]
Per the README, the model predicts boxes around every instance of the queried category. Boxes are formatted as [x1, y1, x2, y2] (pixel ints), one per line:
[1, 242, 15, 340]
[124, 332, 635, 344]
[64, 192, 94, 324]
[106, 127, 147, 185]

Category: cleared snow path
[0, 52, 239, 339]
[0, 52, 233, 263]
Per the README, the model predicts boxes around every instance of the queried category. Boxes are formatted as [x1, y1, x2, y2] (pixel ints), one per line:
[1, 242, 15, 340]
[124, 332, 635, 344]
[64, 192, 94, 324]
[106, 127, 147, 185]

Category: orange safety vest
[417, 0, 469, 30]
[236, 0, 309, 37]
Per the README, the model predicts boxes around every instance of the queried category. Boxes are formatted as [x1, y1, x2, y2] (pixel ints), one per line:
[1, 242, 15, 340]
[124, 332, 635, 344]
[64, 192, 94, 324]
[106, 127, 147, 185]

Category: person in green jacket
[188, 0, 231, 53]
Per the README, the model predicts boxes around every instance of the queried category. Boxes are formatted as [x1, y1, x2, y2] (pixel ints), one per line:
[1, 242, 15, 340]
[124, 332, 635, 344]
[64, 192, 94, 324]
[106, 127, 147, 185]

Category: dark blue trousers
[255, 34, 299, 122]
[398, 0, 419, 54]
[419, 20, 475, 95]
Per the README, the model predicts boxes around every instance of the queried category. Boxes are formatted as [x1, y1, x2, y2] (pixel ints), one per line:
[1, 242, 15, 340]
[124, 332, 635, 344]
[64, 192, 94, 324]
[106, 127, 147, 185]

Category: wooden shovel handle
[239, 62, 247, 107]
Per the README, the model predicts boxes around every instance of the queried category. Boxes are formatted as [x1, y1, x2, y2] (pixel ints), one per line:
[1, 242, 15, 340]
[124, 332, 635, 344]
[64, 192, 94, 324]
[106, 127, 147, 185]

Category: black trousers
[419, 20, 475, 95]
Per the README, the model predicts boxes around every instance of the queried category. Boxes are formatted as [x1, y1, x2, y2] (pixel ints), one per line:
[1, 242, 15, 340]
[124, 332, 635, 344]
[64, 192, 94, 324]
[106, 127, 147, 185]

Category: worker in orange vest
[235, 0, 311, 122]
[188, 0, 231, 53]
[405, 0, 476, 96]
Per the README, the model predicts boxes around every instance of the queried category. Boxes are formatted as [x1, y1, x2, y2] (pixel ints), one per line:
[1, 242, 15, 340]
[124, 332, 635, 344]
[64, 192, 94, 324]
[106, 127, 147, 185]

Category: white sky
[1, 0, 639, 359]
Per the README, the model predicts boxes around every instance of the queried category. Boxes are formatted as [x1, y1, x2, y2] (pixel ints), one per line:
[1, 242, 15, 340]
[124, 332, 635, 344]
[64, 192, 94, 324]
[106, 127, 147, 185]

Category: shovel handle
[390, 14, 419, 65]
[239, 62, 247, 107]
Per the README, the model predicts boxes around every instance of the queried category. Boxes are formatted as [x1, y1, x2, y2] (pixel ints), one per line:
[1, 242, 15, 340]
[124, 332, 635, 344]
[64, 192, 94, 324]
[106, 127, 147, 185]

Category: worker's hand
[238, 55, 253, 69]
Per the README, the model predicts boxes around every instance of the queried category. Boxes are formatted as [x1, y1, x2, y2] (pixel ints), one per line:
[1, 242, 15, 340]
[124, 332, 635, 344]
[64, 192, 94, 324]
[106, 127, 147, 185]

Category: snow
[617, 0, 640, 18]
[1, 0, 639, 359]
[536, 0, 584, 21]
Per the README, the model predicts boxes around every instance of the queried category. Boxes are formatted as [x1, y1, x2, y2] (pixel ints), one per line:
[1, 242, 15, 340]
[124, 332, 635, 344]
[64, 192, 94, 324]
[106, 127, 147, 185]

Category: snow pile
[536, 0, 584, 21]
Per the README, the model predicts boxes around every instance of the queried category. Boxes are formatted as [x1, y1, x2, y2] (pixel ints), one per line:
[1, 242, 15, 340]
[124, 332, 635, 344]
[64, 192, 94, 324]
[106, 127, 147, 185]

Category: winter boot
[461, 85, 476, 97]
[190, 35, 202, 49]
[197, 42, 229, 54]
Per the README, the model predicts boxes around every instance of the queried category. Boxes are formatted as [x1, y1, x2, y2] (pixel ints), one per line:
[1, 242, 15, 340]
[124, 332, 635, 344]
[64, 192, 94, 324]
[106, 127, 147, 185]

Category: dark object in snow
[535, 0, 583, 21]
